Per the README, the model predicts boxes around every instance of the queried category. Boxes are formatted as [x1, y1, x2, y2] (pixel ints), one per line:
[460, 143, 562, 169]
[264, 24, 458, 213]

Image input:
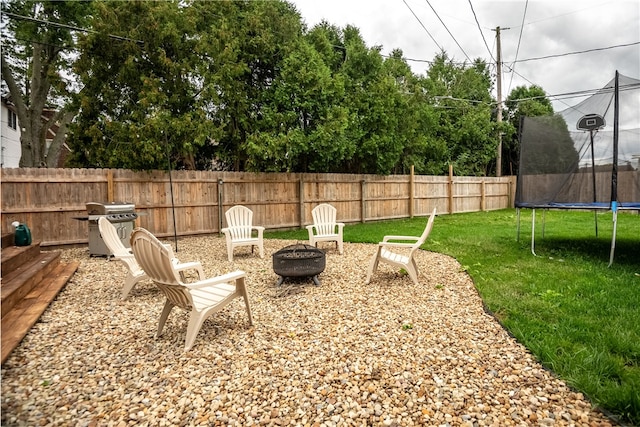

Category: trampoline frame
[515, 72, 639, 266]
[516, 203, 640, 266]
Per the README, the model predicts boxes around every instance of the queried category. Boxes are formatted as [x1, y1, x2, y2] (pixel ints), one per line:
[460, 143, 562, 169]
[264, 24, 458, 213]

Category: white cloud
[289, 0, 640, 111]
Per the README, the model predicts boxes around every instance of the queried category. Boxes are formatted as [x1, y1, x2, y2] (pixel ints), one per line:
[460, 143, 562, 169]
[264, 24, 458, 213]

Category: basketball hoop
[577, 113, 605, 131]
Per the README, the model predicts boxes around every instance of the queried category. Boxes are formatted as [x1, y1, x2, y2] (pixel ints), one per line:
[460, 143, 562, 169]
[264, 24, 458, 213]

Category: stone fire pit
[272, 243, 326, 286]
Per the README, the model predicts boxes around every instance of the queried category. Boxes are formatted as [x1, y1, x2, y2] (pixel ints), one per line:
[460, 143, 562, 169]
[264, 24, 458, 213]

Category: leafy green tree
[503, 85, 554, 175]
[1, 0, 91, 167]
[190, 0, 304, 170]
[61, 0, 521, 178]
[245, 22, 441, 175]
[334, 26, 406, 174]
[305, 21, 346, 74]
[245, 39, 350, 172]
[69, 0, 305, 171]
[68, 0, 213, 170]
[382, 50, 444, 175]
[425, 53, 496, 175]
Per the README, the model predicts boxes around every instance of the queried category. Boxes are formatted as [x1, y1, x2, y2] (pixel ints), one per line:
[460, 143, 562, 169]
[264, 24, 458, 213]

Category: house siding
[1, 99, 21, 168]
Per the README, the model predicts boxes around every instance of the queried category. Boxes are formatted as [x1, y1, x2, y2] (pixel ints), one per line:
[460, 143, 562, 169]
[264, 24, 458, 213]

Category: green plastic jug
[14, 223, 32, 246]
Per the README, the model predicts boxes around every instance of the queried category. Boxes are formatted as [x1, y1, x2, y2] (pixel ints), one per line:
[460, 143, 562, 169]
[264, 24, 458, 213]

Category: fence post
[361, 179, 366, 223]
[448, 164, 454, 214]
[107, 169, 114, 202]
[409, 165, 415, 218]
[509, 177, 515, 207]
[299, 176, 305, 229]
[217, 178, 224, 235]
[481, 179, 486, 211]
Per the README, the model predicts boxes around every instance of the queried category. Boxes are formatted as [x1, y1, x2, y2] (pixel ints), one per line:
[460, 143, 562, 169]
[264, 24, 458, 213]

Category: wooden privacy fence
[1, 167, 516, 247]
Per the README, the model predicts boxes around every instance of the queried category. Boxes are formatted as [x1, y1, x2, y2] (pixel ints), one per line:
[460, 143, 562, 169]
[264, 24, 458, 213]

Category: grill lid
[86, 202, 135, 215]
[87, 213, 138, 222]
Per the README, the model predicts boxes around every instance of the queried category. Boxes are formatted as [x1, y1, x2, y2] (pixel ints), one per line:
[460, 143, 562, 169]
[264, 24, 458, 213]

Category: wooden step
[1, 242, 43, 278]
[1, 261, 79, 365]
[1, 233, 14, 249]
[1, 251, 61, 318]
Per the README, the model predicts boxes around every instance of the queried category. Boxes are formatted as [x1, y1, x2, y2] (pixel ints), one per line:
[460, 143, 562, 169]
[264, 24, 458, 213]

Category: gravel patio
[1, 236, 616, 426]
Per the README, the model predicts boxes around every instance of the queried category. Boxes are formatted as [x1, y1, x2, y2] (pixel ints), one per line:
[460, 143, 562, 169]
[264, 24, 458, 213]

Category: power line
[506, 83, 640, 103]
[434, 95, 485, 104]
[467, 0, 495, 62]
[512, 41, 640, 63]
[424, 0, 472, 62]
[399, 39, 639, 72]
[507, 69, 574, 110]
[2, 11, 144, 44]
[401, 0, 444, 52]
[386, 53, 468, 66]
[440, 81, 640, 108]
[517, 2, 611, 28]
[507, 0, 528, 94]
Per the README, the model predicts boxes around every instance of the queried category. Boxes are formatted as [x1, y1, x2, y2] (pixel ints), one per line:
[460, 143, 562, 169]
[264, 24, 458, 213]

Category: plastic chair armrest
[378, 241, 417, 249]
[185, 270, 247, 289]
[381, 235, 420, 243]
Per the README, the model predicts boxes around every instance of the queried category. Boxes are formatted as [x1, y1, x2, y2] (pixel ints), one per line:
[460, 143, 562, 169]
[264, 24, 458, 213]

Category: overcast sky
[288, 0, 640, 112]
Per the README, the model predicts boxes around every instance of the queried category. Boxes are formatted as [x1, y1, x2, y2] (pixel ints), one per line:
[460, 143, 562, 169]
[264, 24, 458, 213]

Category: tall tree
[245, 38, 350, 172]
[191, 0, 305, 170]
[335, 26, 409, 174]
[68, 0, 306, 171]
[381, 49, 443, 175]
[305, 21, 346, 74]
[68, 0, 213, 170]
[425, 53, 496, 175]
[1, 0, 91, 167]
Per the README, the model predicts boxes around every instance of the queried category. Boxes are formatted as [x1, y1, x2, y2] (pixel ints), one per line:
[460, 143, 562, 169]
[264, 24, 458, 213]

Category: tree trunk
[45, 111, 74, 167]
[2, 42, 73, 168]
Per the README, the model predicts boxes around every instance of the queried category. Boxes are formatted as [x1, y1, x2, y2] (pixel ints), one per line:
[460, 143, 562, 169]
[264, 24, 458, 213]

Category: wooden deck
[1, 233, 78, 365]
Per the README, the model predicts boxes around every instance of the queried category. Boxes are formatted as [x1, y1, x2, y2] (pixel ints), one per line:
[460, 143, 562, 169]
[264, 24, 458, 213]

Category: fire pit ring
[272, 243, 326, 286]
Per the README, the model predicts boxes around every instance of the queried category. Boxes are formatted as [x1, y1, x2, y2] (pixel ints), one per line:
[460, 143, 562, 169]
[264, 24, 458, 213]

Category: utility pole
[495, 26, 503, 177]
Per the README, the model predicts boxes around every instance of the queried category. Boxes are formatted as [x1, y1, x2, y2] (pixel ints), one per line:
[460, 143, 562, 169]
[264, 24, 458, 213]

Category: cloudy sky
[288, 0, 640, 112]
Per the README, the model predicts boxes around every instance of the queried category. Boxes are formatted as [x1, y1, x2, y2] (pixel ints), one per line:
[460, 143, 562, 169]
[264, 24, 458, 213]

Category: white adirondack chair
[130, 227, 254, 351]
[365, 208, 436, 285]
[98, 217, 204, 299]
[221, 205, 265, 262]
[306, 203, 345, 254]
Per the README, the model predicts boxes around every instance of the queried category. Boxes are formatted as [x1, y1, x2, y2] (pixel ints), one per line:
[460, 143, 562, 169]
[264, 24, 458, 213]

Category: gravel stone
[1, 236, 616, 426]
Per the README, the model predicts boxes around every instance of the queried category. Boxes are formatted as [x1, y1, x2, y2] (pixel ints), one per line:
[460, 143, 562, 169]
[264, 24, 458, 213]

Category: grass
[265, 208, 640, 425]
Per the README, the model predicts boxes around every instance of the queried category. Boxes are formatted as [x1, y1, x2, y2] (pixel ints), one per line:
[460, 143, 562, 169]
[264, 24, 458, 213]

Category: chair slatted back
[312, 204, 337, 235]
[225, 205, 254, 240]
[98, 217, 130, 257]
[130, 228, 193, 310]
[411, 208, 437, 252]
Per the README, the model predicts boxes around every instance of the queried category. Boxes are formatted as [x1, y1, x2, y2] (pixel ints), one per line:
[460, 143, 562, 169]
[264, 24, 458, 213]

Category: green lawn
[265, 208, 640, 425]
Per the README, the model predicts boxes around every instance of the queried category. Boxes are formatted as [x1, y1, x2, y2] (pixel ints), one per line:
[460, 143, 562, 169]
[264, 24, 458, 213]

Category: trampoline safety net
[516, 73, 640, 209]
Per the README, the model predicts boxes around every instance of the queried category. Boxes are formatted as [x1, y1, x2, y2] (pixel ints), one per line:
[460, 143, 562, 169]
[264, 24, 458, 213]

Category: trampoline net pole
[609, 210, 618, 268]
[609, 71, 620, 266]
[531, 209, 537, 256]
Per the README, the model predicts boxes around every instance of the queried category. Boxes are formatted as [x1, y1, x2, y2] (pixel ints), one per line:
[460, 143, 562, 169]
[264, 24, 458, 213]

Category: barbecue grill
[86, 202, 138, 256]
